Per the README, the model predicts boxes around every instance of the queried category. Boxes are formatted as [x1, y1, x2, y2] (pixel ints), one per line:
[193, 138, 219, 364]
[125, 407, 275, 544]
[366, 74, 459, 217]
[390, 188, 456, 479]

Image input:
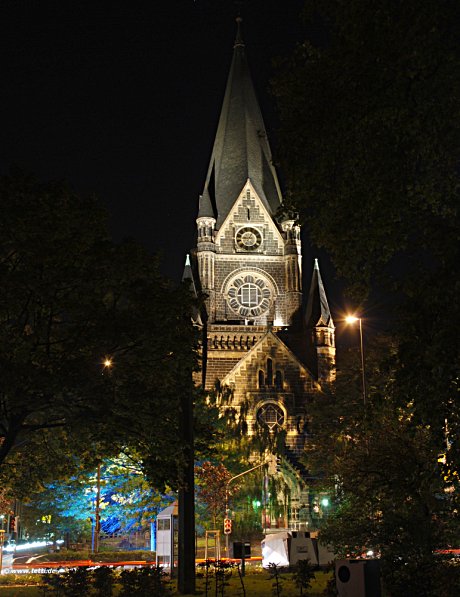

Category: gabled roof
[214, 178, 285, 247]
[221, 328, 320, 390]
[199, 17, 283, 227]
[305, 259, 334, 329]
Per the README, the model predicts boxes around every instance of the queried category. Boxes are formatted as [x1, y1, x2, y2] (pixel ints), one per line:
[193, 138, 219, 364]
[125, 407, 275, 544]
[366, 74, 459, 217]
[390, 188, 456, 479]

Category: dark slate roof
[197, 190, 215, 219]
[305, 259, 334, 329]
[199, 17, 283, 227]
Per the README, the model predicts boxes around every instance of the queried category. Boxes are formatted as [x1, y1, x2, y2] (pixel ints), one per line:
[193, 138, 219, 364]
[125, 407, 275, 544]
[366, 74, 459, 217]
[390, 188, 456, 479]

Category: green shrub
[118, 566, 171, 596]
[91, 550, 154, 562]
[292, 559, 316, 595]
[39, 549, 154, 562]
[40, 550, 90, 562]
[0, 573, 40, 586]
[92, 566, 115, 597]
[62, 567, 91, 597]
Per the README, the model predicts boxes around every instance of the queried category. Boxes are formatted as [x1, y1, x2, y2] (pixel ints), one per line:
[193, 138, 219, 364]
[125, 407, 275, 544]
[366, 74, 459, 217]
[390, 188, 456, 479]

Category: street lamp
[345, 315, 366, 405]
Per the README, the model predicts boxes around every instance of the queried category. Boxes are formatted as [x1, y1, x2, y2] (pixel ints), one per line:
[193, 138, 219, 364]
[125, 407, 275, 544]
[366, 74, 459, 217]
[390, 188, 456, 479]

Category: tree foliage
[304, 339, 460, 595]
[274, 0, 458, 290]
[0, 171, 199, 494]
[22, 454, 174, 541]
[272, 2, 459, 591]
[195, 461, 237, 527]
[272, 0, 459, 440]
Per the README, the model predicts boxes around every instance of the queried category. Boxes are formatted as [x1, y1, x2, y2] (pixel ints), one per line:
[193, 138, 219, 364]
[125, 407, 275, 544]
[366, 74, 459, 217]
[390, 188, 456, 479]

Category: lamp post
[92, 357, 113, 554]
[0, 529, 5, 574]
[345, 315, 366, 405]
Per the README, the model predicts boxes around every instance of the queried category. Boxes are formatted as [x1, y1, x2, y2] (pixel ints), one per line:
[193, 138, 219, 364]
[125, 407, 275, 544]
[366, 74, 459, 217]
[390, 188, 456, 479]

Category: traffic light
[223, 518, 232, 535]
[276, 456, 282, 473]
[9, 516, 15, 533]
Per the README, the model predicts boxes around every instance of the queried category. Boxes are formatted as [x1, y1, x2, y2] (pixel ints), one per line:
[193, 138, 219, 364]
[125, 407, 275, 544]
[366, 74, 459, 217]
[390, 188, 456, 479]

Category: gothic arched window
[258, 370, 265, 388]
[266, 358, 273, 386]
[275, 370, 283, 389]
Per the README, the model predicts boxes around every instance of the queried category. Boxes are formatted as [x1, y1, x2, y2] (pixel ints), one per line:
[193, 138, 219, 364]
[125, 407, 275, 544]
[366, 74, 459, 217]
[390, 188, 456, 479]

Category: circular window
[257, 403, 285, 431]
[235, 227, 262, 251]
[227, 274, 271, 318]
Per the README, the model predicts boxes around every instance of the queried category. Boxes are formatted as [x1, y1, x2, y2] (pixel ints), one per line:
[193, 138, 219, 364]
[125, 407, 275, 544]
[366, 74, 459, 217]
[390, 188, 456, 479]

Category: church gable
[220, 330, 320, 452]
[222, 330, 319, 402]
[215, 180, 284, 256]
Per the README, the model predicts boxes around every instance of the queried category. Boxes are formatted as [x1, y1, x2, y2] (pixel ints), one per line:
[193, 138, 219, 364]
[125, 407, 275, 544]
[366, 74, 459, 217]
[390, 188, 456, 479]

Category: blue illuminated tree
[23, 454, 174, 542]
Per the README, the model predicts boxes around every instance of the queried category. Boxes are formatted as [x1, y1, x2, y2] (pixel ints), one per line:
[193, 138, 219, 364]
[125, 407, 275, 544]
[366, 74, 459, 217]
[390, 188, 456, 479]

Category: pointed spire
[182, 254, 203, 326]
[182, 254, 196, 290]
[201, 17, 283, 228]
[305, 259, 334, 329]
[234, 16, 244, 48]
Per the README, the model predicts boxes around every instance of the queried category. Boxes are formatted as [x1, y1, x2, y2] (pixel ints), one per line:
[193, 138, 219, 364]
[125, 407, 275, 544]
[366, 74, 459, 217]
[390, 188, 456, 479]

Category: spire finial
[234, 15, 244, 48]
[314, 258, 319, 270]
[185, 254, 191, 267]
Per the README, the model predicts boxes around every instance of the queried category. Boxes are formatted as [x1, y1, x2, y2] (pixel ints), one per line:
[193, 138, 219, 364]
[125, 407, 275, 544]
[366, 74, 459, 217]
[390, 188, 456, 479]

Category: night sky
[1, 0, 354, 328]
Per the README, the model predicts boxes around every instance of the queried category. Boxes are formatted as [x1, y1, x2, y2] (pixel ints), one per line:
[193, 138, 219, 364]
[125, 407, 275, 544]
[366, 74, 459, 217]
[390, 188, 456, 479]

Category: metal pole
[94, 463, 101, 554]
[178, 383, 195, 594]
[225, 488, 229, 556]
[224, 459, 270, 556]
[0, 529, 5, 574]
[358, 318, 366, 405]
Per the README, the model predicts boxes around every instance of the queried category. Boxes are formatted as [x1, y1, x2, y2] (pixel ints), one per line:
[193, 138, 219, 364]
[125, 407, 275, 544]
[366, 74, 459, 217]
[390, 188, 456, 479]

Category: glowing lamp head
[103, 358, 113, 368]
[321, 497, 330, 508]
[345, 315, 359, 324]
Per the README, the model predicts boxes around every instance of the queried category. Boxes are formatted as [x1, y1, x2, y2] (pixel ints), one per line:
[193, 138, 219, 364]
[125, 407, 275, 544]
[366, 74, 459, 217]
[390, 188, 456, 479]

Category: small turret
[305, 259, 336, 383]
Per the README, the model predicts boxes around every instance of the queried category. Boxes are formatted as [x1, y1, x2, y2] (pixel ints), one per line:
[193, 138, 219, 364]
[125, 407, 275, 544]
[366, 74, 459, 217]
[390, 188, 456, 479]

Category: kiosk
[155, 502, 179, 573]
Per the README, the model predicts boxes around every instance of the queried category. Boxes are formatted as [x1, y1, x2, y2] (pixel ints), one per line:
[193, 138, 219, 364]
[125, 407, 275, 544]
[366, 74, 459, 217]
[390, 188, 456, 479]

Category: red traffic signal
[223, 518, 232, 535]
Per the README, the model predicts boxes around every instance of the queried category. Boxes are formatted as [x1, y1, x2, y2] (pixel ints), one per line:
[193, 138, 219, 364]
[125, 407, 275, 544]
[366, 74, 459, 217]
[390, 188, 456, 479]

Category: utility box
[262, 531, 335, 568]
[155, 501, 178, 572]
[289, 532, 317, 566]
[262, 532, 313, 568]
[335, 559, 381, 597]
[233, 541, 251, 559]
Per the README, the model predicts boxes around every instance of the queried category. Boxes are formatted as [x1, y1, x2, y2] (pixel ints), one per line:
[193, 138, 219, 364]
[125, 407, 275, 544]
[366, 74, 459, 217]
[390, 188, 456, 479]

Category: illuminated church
[184, 19, 335, 529]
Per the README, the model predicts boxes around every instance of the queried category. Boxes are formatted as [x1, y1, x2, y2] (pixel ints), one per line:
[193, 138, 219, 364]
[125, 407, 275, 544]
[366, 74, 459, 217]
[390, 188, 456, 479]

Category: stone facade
[189, 22, 336, 530]
[197, 181, 302, 330]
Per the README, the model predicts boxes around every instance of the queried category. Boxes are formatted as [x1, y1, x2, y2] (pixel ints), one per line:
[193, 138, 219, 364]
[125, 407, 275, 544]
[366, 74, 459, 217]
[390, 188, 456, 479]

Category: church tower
[190, 18, 335, 529]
